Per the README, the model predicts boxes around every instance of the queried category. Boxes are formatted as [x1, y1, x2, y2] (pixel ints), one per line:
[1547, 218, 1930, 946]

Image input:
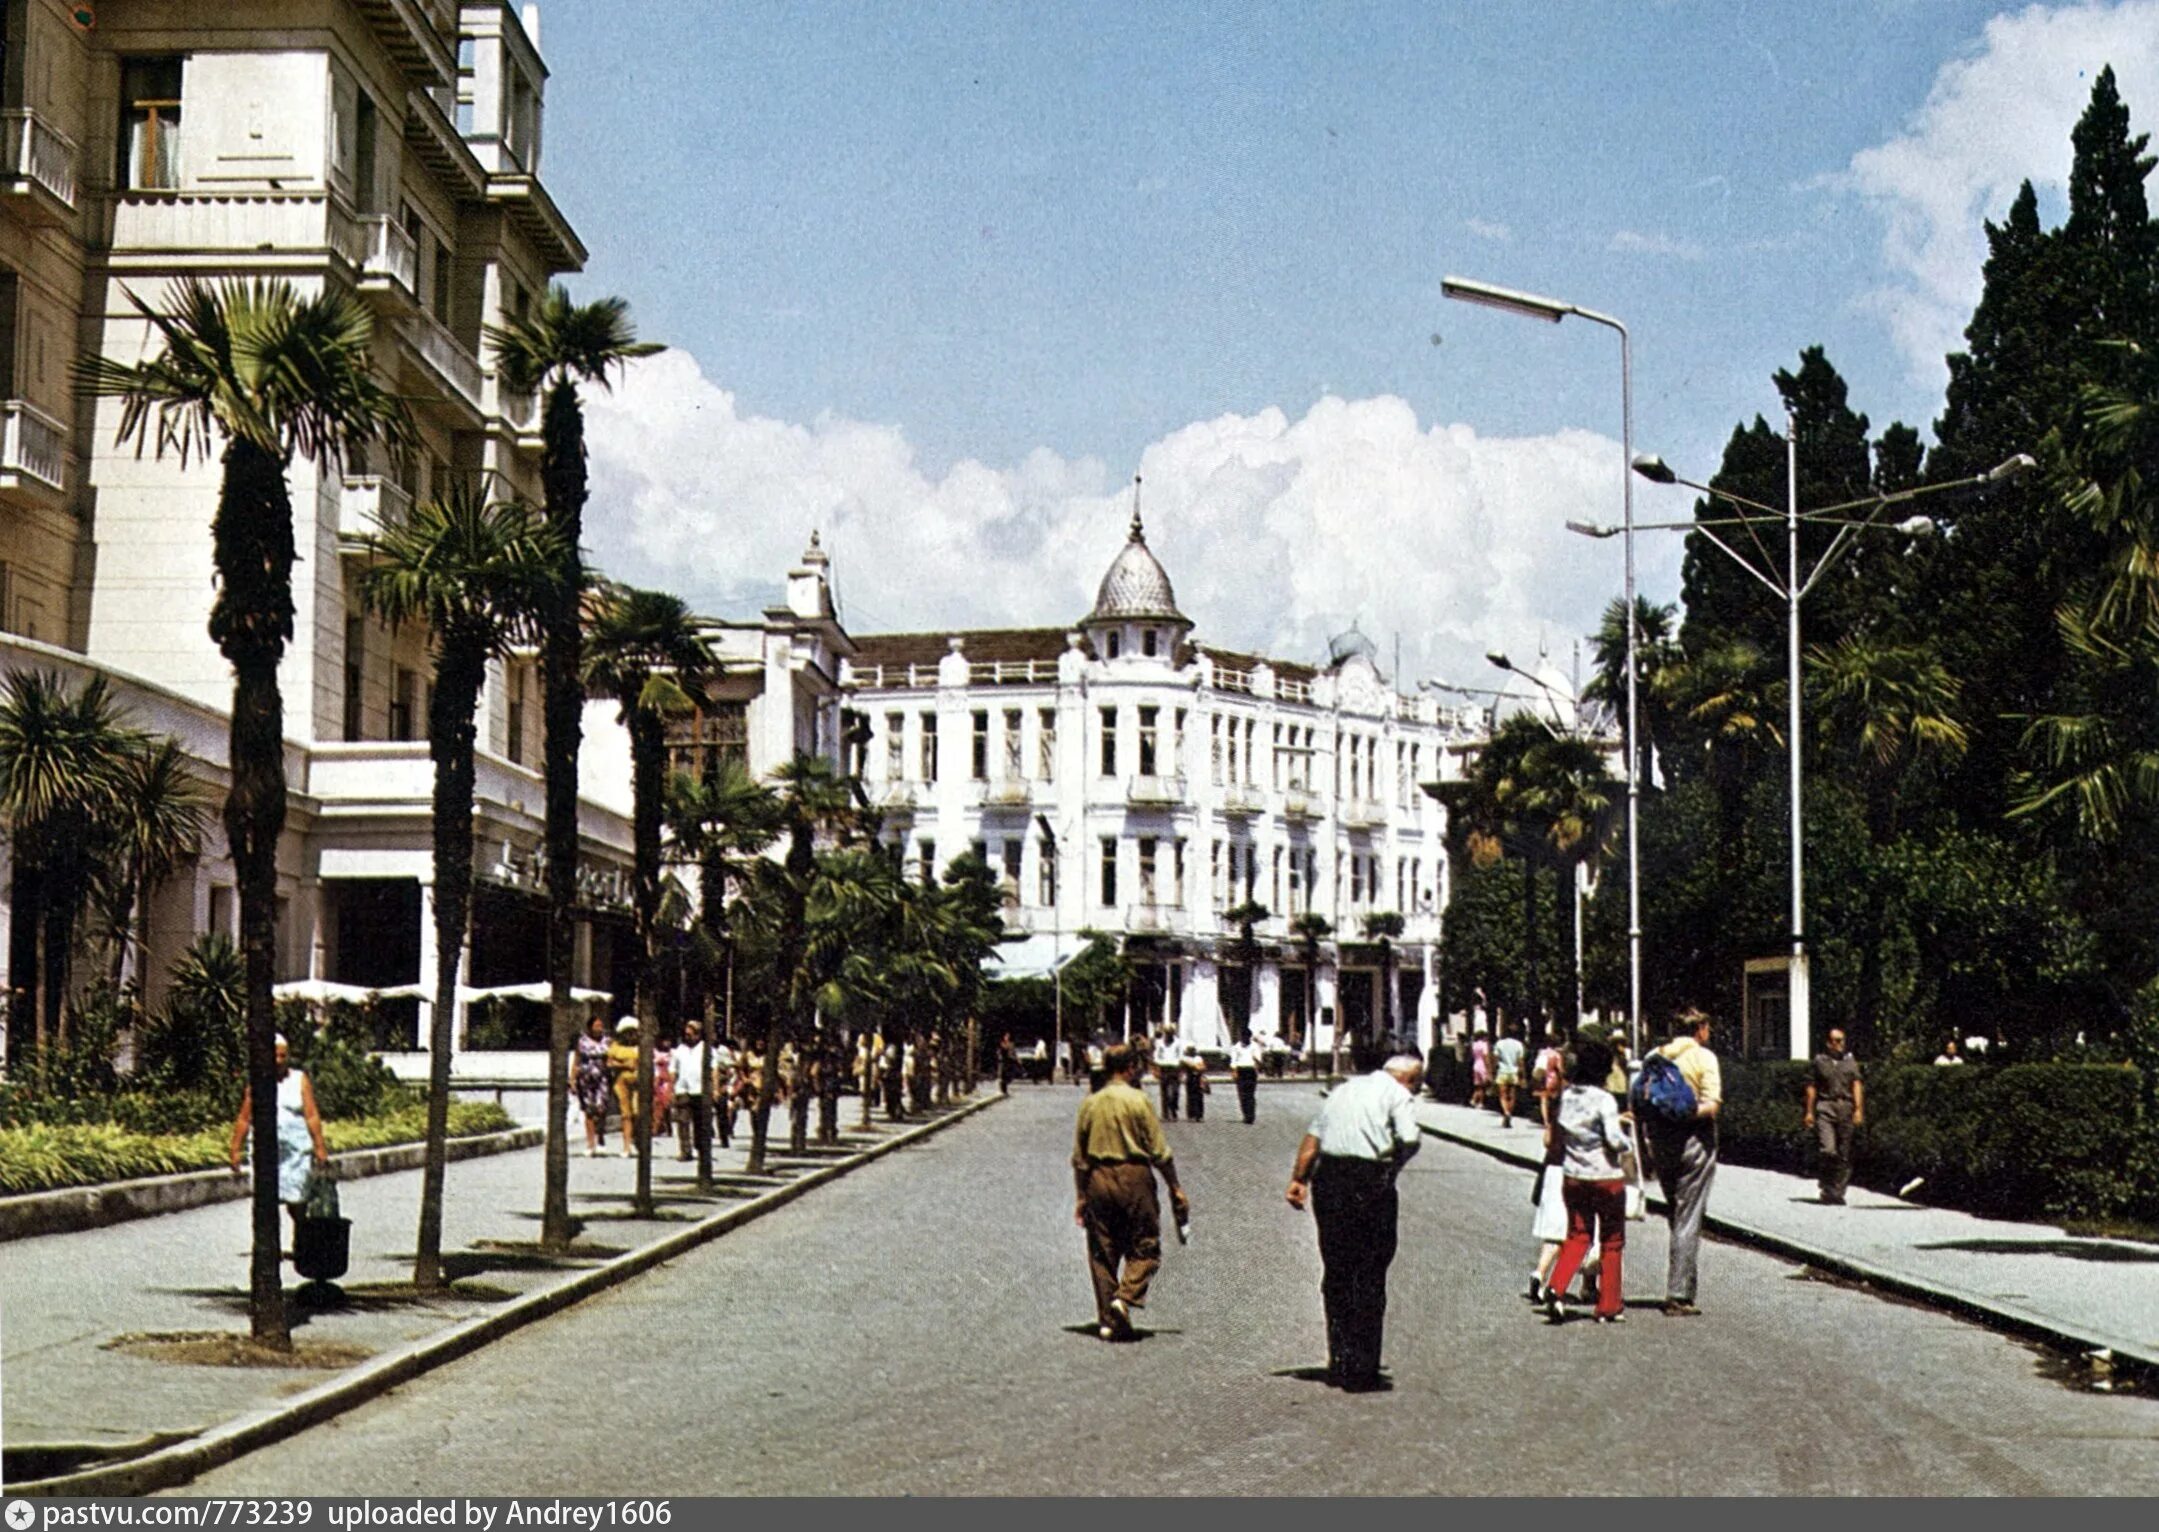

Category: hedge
[0, 1100, 517, 1197]
[1717, 1060, 2148, 1222]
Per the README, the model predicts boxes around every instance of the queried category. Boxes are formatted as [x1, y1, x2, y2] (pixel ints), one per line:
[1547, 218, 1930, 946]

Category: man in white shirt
[1227, 1030, 1264, 1124]
[1284, 1053, 1425, 1391]
[1152, 1027, 1183, 1121]
[669, 1021, 713, 1163]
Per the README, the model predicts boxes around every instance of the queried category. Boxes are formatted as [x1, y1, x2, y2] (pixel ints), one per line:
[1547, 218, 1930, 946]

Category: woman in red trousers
[1541, 1037, 1630, 1324]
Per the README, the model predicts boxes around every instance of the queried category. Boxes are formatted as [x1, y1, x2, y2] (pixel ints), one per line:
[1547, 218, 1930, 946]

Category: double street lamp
[1441, 275, 1641, 1057]
[1574, 405, 2032, 1059]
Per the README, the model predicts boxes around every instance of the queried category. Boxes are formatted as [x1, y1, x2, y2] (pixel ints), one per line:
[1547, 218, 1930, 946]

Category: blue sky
[537, 0, 2159, 687]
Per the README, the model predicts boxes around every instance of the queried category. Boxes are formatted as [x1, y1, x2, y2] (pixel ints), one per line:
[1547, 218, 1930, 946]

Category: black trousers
[1234, 1067, 1258, 1123]
[1312, 1156, 1399, 1383]
[1159, 1071, 1180, 1120]
[1184, 1072, 1206, 1120]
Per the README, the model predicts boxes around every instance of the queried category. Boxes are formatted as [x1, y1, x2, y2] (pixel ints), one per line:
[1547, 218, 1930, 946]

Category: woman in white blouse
[1540, 1037, 1631, 1324]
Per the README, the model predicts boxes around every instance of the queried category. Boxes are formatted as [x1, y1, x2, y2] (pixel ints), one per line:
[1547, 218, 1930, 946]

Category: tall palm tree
[583, 586, 715, 1215]
[358, 483, 562, 1287]
[1289, 911, 1332, 1072]
[488, 287, 662, 1252]
[0, 671, 144, 1072]
[1586, 595, 1680, 791]
[1223, 898, 1270, 1047]
[79, 275, 407, 1348]
[1509, 728, 1619, 1031]
[101, 737, 212, 995]
[1361, 910, 1405, 1061]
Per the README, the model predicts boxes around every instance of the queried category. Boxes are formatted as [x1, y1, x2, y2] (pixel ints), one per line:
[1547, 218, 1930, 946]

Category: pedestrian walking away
[1493, 1024, 1525, 1128]
[1637, 1008, 1721, 1316]
[1153, 1027, 1182, 1121]
[1803, 1027, 1865, 1204]
[669, 1021, 714, 1163]
[1539, 1037, 1631, 1324]
[1182, 1041, 1208, 1121]
[997, 1032, 1020, 1097]
[1468, 1030, 1491, 1111]
[1284, 1052, 1425, 1391]
[1086, 1037, 1108, 1092]
[1072, 1044, 1190, 1341]
[1228, 1030, 1263, 1124]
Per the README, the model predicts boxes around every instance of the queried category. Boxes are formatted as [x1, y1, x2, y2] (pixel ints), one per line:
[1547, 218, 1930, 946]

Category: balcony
[1126, 774, 1187, 807]
[354, 0, 458, 87]
[0, 401, 65, 496]
[982, 777, 1034, 809]
[1125, 903, 1187, 936]
[1220, 784, 1265, 819]
[402, 313, 485, 416]
[1341, 797, 1387, 831]
[109, 190, 349, 263]
[338, 475, 414, 544]
[875, 781, 919, 816]
[1282, 788, 1322, 823]
[356, 214, 418, 305]
[1, 110, 78, 222]
[968, 658, 1058, 686]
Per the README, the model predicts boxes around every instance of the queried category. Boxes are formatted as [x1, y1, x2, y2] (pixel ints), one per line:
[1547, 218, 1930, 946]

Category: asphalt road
[182, 1084, 2159, 1495]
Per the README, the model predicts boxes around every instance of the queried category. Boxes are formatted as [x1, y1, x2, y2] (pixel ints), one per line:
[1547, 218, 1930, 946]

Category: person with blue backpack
[1633, 1008, 1722, 1317]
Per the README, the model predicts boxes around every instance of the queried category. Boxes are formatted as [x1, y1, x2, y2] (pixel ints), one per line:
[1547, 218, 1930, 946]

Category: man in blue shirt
[1284, 1054, 1425, 1391]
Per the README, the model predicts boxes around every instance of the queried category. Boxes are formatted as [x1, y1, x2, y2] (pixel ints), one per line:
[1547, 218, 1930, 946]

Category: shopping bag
[1623, 1122, 1647, 1221]
[293, 1165, 350, 1282]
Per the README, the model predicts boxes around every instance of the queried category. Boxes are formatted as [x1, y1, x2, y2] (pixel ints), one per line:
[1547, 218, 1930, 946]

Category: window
[1138, 837, 1157, 906]
[431, 238, 453, 326]
[672, 701, 746, 780]
[919, 711, 938, 781]
[1001, 838, 1022, 890]
[120, 57, 183, 190]
[1138, 706, 1158, 777]
[1173, 838, 1187, 907]
[1210, 840, 1224, 907]
[1172, 710, 1185, 775]
[1003, 709, 1024, 779]
[342, 616, 365, 742]
[1100, 837, 1118, 907]
[971, 710, 989, 780]
[1038, 835, 1058, 906]
[919, 839, 937, 885]
[1242, 720, 1256, 785]
[390, 666, 417, 742]
[506, 664, 526, 765]
[969, 838, 986, 866]
[1106, 631, 1122, 660]
[1211, 717, 1224, 785]
[1099, 707, 1117, 777]
[1273, 847, 1283, 912]
[1037, 708, 1057, 781]
[885, 712, 904, 780]
[1142, 627, 1158, 657]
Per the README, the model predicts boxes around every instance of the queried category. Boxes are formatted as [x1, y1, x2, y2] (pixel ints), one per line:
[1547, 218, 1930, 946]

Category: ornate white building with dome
[840, 505, 1486, 1059]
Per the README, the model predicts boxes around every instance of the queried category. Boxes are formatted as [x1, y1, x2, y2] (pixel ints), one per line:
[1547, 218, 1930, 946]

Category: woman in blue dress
[227, 1033, 329, 1218]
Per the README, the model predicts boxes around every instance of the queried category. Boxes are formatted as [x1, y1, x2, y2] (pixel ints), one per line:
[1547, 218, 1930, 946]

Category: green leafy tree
[78, 277, 406, 1349]
[357, 483, 561, 1286]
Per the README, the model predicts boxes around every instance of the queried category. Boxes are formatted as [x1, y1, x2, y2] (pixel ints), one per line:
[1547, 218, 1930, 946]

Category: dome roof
[1328, 623, 1379, 669]
[1089, 500, 1187, 625]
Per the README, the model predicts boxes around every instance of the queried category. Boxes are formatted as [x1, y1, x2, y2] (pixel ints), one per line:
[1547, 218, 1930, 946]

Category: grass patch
[0, 1101, 517, 1196]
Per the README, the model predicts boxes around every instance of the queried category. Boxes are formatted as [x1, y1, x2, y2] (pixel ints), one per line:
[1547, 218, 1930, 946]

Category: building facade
[0, 1, 636, 1088]
[843, 510, 1482, 1059]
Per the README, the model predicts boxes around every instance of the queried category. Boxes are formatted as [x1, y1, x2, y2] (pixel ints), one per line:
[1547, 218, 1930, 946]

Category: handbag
[1623, 1122, 1647, 1221]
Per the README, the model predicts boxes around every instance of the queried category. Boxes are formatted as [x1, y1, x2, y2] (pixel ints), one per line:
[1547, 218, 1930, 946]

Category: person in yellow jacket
[1645, 1009, 1721, 1317]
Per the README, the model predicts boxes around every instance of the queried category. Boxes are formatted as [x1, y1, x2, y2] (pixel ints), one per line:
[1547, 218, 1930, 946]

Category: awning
[985, 933, 1084, 981]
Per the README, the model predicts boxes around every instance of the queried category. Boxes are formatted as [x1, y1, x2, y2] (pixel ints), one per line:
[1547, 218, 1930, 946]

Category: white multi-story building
[843, 510, 1482, 1058]
[0, 2, 639, 1088]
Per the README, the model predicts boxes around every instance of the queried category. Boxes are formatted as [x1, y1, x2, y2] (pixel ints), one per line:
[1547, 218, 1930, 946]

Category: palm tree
[1289, 911, 1332, 1073]
[1223, 898, 1269, 1047]
[583, 586, 716, 1216]
[489, 287, 662, 1251]
[0, 671, 144, 1072]
[80, 276, 406, 1348]
[357, 483, 562, 1288]
[1586, 595, 1680, 791]
[101, 737, 212, 995]
[1509, 728, 1619, 1031]
[1361, 910, 1405, 1063]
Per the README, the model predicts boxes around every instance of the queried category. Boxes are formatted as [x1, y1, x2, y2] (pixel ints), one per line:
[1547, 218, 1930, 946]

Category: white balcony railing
[1, 400, 65, 492]
[1341, 797, 1387, 830]
[1279, 678, 1313, 704]
[1126, 903, 1187, 935]
[876, 781, 919, 812]
[1220, 784, 1265, 817]
[1282, 788, 1322, 821]
[1126, 774, 1187, 806]
[357, 213, 418, 298]
[338, 474, 414, 541]
[1213, 667, 1254, 696]
[968, 658, 1058, 685]
[848, 662, 944, 690]
[983, 778, 1034, 808]
[2, 109, 78, 212]
[403, 312, 485, 411]
[111, 190, 348, 256]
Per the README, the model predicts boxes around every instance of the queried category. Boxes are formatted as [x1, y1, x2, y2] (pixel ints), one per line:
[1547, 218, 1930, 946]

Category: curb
[13, 1095, 1000, 1497]
[0, 1128, 547, 1244]
[1416, 1111, 2159, 1375]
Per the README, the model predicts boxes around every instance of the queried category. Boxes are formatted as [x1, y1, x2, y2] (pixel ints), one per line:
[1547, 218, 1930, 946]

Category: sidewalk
[1, 1097, 993, 1494]
[1416, 1099, 2159, 1371]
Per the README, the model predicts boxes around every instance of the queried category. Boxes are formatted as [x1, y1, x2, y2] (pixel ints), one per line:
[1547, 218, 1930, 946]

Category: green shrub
[279, 1000, 412, 1119]
[0, 1099, 517, 1196]
[1716, 1059, 2146, 1221]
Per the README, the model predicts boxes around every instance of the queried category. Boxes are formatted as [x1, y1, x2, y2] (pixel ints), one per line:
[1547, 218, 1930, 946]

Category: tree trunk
[414, 640, 485, 1290]
[211, 437, 297, 1352]
[12, 859, 42, 1084]
[538, 379, 587, 1253]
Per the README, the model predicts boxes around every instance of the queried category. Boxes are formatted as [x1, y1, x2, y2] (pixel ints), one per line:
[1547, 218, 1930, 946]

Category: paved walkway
[1416, 1099, 2159, 1370]
[0, 1100, 975, 1479]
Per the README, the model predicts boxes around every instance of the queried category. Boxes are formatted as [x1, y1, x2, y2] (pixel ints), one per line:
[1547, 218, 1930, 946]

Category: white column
[1186, 959, 1219, 1047]
[1253, 961, 1281, 1043]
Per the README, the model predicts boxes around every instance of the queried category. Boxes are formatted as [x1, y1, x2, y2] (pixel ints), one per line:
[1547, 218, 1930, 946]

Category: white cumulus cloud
[581, 349, 1675, 694]
[1467, 217, 1513, 242]
[1842, 0, 2159, 386]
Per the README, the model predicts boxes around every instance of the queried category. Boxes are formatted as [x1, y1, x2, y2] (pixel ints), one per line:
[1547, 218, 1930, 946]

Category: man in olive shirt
[1803, 1026, 1865, 1205]
[1073, 1044, 1190, 1341]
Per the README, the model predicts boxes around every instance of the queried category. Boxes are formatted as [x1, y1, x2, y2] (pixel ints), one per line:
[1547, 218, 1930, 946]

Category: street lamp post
[1606, 424, 2033, 1060]
[1442, 276, 1641, 1060]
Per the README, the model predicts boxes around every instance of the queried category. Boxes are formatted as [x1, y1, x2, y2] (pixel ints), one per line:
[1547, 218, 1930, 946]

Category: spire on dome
[1129, 475, 1145, 543]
